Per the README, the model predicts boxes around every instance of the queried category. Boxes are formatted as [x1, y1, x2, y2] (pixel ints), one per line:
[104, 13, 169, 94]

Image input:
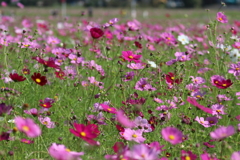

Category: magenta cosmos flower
[69, 123, 100, 145]
[217, 12, 228, 23]
[210, 125, 235, 140]
[231, 151, 240, 160]
[14, 117, 41, 138]
[161, 127, 183, 145]
[49, 143, 84, 160]
[121, 51, 142, 63]
[210, 75, 233, 89]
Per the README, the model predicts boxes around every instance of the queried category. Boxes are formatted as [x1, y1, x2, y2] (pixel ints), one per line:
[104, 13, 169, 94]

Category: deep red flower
[32, 57, 60, 69]
[211, 75, 233, 89]
[9, 73, 26, 82]
[0, 132, 9, 141]
[134, 41, 142, 49]
[115, 124, 125, 132]
[31, 73, 47, 86]
[165, 72, 182, 84]
[69, 123, 100, 145]
[22, 68, 30, 75]
[39, 102, 52, 108]
[55, 70, 65, 80]
[90, 27, 104, 39]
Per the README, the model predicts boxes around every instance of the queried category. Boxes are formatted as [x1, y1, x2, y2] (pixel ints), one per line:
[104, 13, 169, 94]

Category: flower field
[0, 2, 240, 160]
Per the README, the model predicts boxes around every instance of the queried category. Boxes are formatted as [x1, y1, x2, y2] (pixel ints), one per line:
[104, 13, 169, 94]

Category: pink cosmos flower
[121, 128, 145, 143]
[48, 143, 84, 160]
[14, 117, 41, 138]
[127, 63, 145, 70]
[195, 116, 210, 128]
[134, 78, 156, 91]
[123, 71, 135, 82]
[125, 144, 159, 160]
[231, 151, 240, 160]
[17, 2, 24, 8]
[161, 127, 183, 145]
[200, 152, 219, 160]
[206, 117, 218, 127]
[217, 12, 228, 23]
[1, 1, 7, 7]
[21, 139, 34, 144]
[38, 116, 55, 128]
[190, 76, 205, 84]
[116, 110, 135, 128]
[232, 42, 240, 49]
[228, 62, 240, 76]
[210, 125, 235, 140]
[121, 51, 142, 63]
[161, 32, 177, 46]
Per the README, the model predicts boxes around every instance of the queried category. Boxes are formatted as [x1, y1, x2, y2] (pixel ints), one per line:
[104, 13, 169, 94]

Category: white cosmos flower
[177, 34, 189, 45]
[8, 119, 15, 123]
[147, 60, 158, 68]
[229, 49, 240, 62]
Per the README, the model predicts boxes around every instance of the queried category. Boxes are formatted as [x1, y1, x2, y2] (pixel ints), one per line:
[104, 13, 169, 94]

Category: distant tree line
[0, 0, 223, 7]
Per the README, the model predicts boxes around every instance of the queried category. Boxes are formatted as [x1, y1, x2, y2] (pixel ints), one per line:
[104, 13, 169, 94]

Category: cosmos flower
[0, 103, 12, 116]
[177, 34, 190, 45]
[90, 27, 104, 39]
[38, 116, 55, 128]
[121, 128, 145, 143]
[210, 125, 235, 140]
[14, 117, 41, 138]
[31, 73, 47, 86]
[125, 144, 159, 160]
[69, 123, 100, 145]
[216, 12, 228, 23]
[228, 62, 240, 76]
[210, 75, 233, 89]
[48, 143, 84, 160]
[116, 110, 135, 128]
[231, 151, 240, 160]
[123, 71, 135, 82]
[121, 51, 142, 63]
[9, 73, 26, 82]
[181, 150, 197, 160]
[161, 127, 183, 145]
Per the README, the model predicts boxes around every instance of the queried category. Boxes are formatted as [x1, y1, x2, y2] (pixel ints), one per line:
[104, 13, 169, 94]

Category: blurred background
[1, 0, 240, 8]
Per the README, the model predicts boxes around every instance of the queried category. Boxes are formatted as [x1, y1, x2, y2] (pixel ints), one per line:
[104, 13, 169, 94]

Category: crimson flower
[0, 132, 9, 141]
[90, 27, 104, 39]
[32, 57, 60, 69]
[9, 73, 26, 82]
[55, 70, 65, 80]
[165, 72, 182, 84]
[31, 73, 47, 86]
[210, 75, 233, 89]
[69, 123, 100, 145]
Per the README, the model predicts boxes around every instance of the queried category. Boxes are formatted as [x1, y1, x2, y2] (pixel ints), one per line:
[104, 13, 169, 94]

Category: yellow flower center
[36, 78, 41, 83]
[107, 108, 112, 111]
[80, 132, 86, 137]
[171, 77, 175, 80]
[22, 126, 29, 132]
[65, 148, 71, 152]
[129, 56, 133, 59]
[185, 156, 191, 160]
[169, 135, 175, 140]
[43, 121, 48, 125]
[218, 17, 223, 21]
[132, 134, 137, 138]
[222, 84, 226, 87]
[24, 44, 29, 47]
[236, 68, 240, 70]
